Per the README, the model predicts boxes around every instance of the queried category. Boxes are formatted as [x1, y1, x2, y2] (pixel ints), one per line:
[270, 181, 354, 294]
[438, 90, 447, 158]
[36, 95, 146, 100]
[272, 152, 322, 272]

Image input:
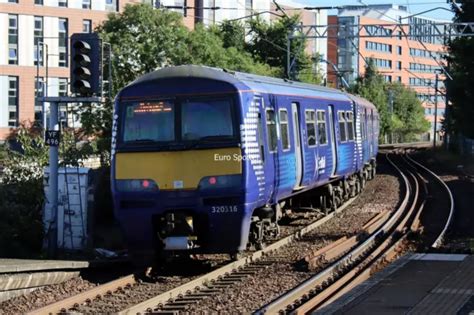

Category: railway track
[25, 151, 445, 315]
[256, 152, 454, 314]
[27, 195, 360, 314]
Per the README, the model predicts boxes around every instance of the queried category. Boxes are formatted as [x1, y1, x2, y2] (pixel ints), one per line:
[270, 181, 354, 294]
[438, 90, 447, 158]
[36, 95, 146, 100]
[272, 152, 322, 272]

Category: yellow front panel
[115, 148, 242, 190]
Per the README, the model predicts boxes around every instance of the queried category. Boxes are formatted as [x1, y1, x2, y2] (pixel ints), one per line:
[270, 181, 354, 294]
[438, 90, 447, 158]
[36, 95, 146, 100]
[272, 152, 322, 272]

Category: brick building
[328, 5, 447, 141]
[0, 0, 196, 140]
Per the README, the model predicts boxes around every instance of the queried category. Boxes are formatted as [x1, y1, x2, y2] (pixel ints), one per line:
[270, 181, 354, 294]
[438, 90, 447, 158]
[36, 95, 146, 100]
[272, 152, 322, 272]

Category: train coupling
[163, 236, 198, 250]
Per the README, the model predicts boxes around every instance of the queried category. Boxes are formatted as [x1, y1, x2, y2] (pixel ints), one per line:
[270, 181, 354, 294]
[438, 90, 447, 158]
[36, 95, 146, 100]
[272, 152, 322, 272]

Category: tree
[387, 82, 430, 142]
[351, 60, 429, 142]
[445, 3, 474, 139]
[214, 20, 246, 50]
[350, 60, 390, 139]
[97, 4, 190, 95]
[89, 4, 277, 163]
[246, 15, 322, 83]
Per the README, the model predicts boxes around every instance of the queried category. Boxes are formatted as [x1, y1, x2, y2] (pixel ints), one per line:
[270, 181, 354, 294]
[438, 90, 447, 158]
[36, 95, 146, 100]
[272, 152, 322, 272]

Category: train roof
[127, 65, 376, 109]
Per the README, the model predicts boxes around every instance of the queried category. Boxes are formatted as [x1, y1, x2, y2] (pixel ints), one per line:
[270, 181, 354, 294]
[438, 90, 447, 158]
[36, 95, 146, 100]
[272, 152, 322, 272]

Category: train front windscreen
[119, 97, 238, 149]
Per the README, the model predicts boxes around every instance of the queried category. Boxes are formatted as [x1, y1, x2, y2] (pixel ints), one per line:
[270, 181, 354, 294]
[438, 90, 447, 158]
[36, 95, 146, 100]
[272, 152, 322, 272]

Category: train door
[328, 105, 338, 177]
[370, 109, 374, 156]
[291, 102, 304, 189]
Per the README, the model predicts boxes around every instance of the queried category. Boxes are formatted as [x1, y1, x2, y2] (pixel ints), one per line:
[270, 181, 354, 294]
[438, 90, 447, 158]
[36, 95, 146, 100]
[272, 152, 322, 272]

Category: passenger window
[266, 109, 277, 153]
[258, 112, 265, 162]
[338, 111, 347, 142]
[361, 111, 367, 140]
[346, 111, 355, 141]
[305, 110, 316, 147]
[317, 111, 327, 145]
[279, 109, 290, 150]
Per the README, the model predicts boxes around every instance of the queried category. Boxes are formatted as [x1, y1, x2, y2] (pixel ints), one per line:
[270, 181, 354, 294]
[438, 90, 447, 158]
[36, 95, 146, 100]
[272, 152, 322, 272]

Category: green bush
[0, 181, 44, 258]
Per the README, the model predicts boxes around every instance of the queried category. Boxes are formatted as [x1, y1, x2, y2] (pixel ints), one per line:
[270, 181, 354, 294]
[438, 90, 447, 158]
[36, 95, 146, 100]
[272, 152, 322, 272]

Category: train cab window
[279, 109, 290, 150]
[338, 111, 347, 142]
[266, 109, 278, 153]
[122, 100, 175, 142]
[305, 110, 317, 147]
[346, 111, 355, 141]
[317, 110, 327, 145]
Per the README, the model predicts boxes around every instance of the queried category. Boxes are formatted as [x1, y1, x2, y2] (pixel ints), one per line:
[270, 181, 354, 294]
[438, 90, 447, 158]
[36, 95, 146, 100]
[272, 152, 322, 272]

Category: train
[110, 65, 379, 262]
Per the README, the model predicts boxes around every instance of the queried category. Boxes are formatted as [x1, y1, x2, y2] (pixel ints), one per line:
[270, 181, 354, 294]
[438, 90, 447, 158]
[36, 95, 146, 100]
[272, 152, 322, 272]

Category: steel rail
[291, 155, 421, 314]
[27, 274, 137, 315]
[405, 154, 455, 248]
[256, 154, 412, 314]
[118, 197, 359, 314]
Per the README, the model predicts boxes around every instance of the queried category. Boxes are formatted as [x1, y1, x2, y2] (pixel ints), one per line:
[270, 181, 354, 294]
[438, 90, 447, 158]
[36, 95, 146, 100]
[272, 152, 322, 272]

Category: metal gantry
[289, 22, 474, 40]
[287, 22, 474, 79]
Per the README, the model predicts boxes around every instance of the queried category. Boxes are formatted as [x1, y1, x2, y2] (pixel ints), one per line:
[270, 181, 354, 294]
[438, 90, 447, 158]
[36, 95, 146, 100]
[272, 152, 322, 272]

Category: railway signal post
[43, 32, 106, 256]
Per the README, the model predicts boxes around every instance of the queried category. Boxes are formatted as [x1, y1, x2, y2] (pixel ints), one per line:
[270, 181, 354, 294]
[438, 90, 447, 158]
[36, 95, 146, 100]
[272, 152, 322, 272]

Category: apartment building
[328, 5, 447, 141]
[0, 0, 199, 141]
[193, 0, 271, 25]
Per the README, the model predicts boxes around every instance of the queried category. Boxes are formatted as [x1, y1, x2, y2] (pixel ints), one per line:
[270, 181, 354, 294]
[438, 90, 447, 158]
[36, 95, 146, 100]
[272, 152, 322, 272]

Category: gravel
[184, 159, 401, 313]
[0, 277, 96, 314]
[4, 157, 402, 314]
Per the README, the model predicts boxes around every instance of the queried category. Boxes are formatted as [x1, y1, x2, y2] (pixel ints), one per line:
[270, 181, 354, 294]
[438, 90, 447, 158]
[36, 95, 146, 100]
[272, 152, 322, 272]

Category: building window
[279, 109, 290, 150]
[58, 78, 69, 127]
[397, 61, 402, 70]
[58, 18, 68, 67]
[34, 77, 44, 124]
[317, 111, 327, 145]
[58, 0, 67, 7]
[365, 41, 392, 53]
[59, 78, 68, 96]
[370, 58, 392, 69]
[34, 16, 43, 66]
[245, 0, 253, 16]
[35, 0, 43, 5]
[8, 77, 18, 127]
[82, 0, 90, 9]
[305, 110, 316, 147]
[83, 19, 92, 33]
[397, 76, 402, 82]
[8, 0, 18, 3]
[8, 15, 18, 65]
[384, 75, 392, 82]
[397, 46, 402, 55]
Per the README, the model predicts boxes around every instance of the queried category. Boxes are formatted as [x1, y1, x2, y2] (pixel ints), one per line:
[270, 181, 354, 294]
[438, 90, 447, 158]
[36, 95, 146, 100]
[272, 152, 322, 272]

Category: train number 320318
[211, 206, 238, 213]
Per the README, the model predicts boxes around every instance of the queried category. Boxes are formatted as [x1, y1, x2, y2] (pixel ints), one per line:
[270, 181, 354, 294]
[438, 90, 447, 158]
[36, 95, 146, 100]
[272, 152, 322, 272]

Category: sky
[293, 0, 455, 21]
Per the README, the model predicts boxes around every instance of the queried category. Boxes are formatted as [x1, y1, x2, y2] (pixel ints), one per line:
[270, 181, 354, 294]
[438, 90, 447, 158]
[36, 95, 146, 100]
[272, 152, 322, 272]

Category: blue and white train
[111, 65, 379, 262]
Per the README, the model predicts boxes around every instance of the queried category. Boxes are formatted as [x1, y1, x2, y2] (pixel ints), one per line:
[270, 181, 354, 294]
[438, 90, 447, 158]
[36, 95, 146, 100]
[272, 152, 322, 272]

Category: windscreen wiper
[198, 135, 235, 142]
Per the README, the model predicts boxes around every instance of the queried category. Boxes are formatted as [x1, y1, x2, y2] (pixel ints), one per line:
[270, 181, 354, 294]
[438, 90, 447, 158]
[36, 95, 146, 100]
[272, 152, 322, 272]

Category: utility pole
[46, 102, 59, 257]
[388, 89, 394, 144]
[433, 72, 439, 148]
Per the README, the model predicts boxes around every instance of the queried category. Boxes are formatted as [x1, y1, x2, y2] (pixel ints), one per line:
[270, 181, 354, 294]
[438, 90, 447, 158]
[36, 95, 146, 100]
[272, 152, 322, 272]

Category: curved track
[256, 152, 454, 314]
[26, 150, 453, 315]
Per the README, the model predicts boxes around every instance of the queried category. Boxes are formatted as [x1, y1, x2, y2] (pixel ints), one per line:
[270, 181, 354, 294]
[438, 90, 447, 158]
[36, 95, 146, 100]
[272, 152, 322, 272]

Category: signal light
[70, 33, 101, 97]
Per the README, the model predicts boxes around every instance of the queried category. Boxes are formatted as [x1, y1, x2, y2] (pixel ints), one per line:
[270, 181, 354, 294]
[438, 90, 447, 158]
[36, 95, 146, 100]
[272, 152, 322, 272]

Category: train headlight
[116, 179, 158, 192]
[198, 174, 242, 190]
